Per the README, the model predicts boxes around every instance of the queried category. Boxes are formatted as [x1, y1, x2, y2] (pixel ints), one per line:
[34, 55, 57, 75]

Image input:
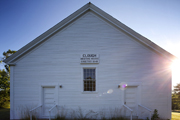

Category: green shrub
[151, 109, 159, 120]
[0, 90, 10, 108]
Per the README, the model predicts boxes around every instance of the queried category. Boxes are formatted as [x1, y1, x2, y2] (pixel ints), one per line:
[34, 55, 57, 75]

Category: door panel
[43, 87, 55, 116]
[124, 86, 138, 116]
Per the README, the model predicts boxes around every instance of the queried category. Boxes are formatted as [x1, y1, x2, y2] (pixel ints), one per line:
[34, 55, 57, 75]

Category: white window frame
[81, 66, 98, 93]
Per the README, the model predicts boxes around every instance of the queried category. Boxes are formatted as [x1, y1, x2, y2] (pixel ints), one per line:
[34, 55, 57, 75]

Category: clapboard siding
[12, 12, 171, 119]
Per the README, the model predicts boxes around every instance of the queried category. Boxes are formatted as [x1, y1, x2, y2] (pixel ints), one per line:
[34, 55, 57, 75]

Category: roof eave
[4, 3, 91, 64]
[3, 2, 176, 64]
[89, 4, 176, 61]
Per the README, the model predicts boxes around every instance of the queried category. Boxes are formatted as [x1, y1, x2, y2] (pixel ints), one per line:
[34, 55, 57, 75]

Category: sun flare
[171, 59, 180, 70]
[171, 58, 180, 87]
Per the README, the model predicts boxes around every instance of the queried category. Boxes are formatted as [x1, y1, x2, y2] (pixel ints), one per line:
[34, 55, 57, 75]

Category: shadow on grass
[0, 108, 10, 120]
[172, 110, 180, 113]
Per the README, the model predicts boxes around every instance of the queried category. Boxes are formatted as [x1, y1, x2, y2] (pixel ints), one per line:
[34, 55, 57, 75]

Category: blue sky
[0, 0, 180, 86]
[0, 0, 180, 57]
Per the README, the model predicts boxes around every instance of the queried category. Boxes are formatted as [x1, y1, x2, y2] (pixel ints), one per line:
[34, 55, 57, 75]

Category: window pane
[93, 81, 95, 91]
[85, 72, 88, 79]
[84, 74, 86, 79]
[92, 87, 95, 91]
[90, 83, 92, 88]
[84, 69, 86, 79]
[84, 87, 87, 91]
[87, 73, 90, 79]
[84, 81, 86, 91]
[90, 72, 92, 78]
[83, 69, 96, 91]
[84, 83, 87, 88]
[92, 74, 94, 79]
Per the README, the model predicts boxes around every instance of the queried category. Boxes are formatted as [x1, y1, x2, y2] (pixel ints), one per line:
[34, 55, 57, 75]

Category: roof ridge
[3, 3, 176, 64]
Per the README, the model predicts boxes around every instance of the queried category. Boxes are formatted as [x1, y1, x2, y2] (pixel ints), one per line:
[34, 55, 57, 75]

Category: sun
[164, 41, 180, 88]
[171, 59, 180, 70]
[171, 58, 180, 87]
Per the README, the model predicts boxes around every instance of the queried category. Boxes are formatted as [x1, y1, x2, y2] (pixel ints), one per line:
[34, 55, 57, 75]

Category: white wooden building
[4, 3, 175, 120]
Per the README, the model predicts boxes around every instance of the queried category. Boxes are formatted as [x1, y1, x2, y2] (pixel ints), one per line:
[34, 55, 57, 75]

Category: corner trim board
[10, 66, 14, 119]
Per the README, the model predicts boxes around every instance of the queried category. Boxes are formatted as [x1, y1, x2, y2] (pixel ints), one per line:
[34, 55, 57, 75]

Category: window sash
[83, 68, 96, 91]
[84, 80, 96, 91]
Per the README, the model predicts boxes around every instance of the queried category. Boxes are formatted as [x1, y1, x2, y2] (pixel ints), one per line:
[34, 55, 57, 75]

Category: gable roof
[4, 2, 176, 65]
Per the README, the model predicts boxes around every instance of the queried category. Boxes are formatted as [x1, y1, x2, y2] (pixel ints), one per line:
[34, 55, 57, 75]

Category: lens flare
[171, 59, 180, 70]
[107, 89, 113, 94]
[120, 82, 127, 90]
[171, 58, 180, 87]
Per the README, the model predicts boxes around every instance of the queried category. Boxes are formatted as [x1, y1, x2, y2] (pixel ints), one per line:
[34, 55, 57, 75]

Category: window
[83, 68, 96, 91]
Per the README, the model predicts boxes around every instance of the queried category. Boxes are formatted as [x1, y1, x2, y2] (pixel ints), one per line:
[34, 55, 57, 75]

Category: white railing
[123, 104, 133, 120]
[29, 104, 42, 120]
[49, 104, 57, 120]
[138, 104, 152, 120]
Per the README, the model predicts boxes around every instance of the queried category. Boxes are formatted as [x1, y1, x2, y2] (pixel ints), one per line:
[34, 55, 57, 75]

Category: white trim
[90, 7, 172, 59]
[4, 3, 175, 65]
[8, 8, 90, 64]
[168, 75, 172, 119]
[40, 84, 58, 117]
[10, 66, 14, 120]
[121, 89, 124, 105]
[81, 65, 98, 93]
[123, 85, 139, 116]
[41, 84, 57, 87]
[121, 82, 142, 106]
[7, 63, 16, 66]
[81, 92, 98, 94]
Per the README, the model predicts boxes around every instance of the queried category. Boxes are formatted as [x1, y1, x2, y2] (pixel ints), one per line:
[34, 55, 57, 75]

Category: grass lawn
[172, 112, 180, 120]
[0, 102, 10, 120]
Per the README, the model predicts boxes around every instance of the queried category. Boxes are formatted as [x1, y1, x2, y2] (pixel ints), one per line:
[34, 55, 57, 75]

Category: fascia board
[3, 2, 176, 64]
[7, 63, 16, 66]
[89, 4, 176, 61]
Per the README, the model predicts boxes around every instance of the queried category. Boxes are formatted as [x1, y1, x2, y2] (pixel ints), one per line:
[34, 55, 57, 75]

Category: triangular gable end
[3, 2, 176, 65]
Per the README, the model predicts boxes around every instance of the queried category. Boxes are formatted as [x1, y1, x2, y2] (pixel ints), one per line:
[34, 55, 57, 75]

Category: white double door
[124, 86, 138, 116]
[43, 87, 56, 116]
